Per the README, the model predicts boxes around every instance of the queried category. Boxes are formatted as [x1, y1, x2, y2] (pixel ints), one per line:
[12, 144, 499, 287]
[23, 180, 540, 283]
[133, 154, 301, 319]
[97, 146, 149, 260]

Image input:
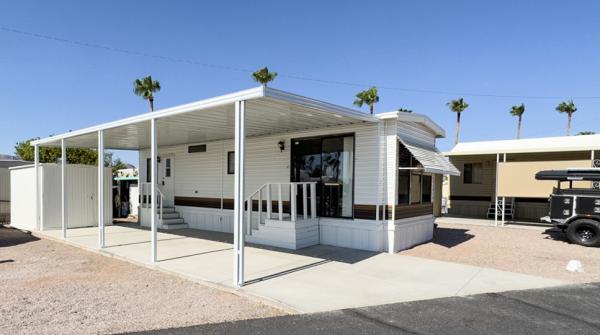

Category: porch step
[159, 207, 176, 214]
[161, 222, 189, 230]
[161, 212, 181, 219]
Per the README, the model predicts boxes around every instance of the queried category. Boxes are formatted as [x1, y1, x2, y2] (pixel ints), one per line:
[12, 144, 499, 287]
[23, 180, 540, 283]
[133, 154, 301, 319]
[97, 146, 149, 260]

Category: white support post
[494, 153, 499, 227]
[34, 144, 40, 231]
[233, 100, 246, 288]
[61, 139, 67, 239]
[302, 183, 308, 220]
[150, 118, 158, 263]
[501, 153, 507, 226]
[98, 130, 105, 248]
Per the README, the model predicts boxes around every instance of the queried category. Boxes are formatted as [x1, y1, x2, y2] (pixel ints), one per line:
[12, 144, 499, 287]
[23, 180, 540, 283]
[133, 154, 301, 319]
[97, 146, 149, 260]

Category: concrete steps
[246, 218, 319, 250]
[158, 207, 188, 230]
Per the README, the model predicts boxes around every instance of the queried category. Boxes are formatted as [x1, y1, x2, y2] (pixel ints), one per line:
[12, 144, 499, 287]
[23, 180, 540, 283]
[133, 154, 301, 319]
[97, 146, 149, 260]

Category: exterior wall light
[278, 140, 285, 152]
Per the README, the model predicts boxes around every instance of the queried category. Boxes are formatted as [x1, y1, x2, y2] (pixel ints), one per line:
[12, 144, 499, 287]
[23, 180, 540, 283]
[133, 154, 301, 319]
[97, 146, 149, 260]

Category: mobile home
[27, 87, 457, 285]
[444, 135, 600, 222]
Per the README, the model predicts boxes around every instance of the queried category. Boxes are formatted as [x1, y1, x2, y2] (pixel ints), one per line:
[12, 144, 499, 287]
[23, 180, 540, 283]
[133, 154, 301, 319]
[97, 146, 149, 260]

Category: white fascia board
[264, 87, 379, 123]
[31, 86, 266, 146]
[377, 111, 446, 138]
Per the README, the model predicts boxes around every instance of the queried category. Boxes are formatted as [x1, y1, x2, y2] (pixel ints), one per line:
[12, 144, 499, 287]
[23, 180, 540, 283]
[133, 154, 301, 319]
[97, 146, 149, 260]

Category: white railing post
[266, 184, 272, 220]
[258, 188, 262, 226]
[310, 182, 317, 219]
[278, 183, 283, 220]
[302, 183, 308, 220]
[246, 197, 252, 235]
[290, 184, 297, 222]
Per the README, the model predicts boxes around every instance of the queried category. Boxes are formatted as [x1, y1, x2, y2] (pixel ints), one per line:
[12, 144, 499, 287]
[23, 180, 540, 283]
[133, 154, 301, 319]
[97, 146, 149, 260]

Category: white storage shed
[10, 164, 112, 230]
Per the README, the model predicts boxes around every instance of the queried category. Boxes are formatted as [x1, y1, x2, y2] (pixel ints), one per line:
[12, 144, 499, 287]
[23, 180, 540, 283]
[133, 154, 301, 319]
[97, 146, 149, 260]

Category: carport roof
[446, 134, 600, 156]
[32, 86, 379, 150]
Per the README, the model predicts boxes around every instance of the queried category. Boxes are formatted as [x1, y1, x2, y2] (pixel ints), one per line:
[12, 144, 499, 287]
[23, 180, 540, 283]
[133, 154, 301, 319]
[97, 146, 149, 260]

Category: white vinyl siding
[140, 123, 381, 205]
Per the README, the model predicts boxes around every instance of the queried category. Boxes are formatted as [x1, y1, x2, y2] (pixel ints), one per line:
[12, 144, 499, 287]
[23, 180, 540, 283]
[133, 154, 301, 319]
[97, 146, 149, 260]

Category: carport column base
[233, 100, 246, 288]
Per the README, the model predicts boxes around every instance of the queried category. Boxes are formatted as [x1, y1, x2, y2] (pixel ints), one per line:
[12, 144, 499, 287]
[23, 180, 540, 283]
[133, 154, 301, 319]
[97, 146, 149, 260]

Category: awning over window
[399, 138, 460, 176]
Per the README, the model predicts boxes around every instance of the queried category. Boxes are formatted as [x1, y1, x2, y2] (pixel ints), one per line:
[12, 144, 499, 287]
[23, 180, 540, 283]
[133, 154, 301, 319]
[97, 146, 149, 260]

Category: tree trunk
[567, 113, 572, 136]
[517, 115, 522, 139]
[369, 104, 374, 115]
[454, 112, 461, 145]
[149, 97, 154, 112]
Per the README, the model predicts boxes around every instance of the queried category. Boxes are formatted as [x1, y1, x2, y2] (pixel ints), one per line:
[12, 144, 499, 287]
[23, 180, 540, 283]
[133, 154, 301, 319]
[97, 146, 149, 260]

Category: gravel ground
[403, 222, 600, 283]
[0, 226, 285, 335]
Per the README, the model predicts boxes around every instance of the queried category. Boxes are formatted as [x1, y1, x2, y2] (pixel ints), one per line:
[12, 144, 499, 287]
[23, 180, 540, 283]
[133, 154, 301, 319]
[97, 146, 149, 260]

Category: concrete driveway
[40, 225, 566, 313]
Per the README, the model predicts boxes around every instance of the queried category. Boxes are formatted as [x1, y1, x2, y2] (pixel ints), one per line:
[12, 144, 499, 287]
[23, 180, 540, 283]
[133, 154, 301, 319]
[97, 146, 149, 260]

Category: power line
[2, 25, 600, 100]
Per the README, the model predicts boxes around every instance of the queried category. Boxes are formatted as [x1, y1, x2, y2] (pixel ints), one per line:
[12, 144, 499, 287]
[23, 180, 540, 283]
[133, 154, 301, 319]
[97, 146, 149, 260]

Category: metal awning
[31, 86, 378, 150]
[399, 137, 460, 176]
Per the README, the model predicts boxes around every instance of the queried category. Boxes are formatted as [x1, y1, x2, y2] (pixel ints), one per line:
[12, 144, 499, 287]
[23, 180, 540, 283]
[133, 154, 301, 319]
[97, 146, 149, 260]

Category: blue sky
[1, 0, 599, 165]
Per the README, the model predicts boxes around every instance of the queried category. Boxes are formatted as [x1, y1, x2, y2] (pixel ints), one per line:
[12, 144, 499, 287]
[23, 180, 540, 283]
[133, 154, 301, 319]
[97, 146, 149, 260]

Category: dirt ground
[403, 222, 600, 283]
[0, 226, 285, 335]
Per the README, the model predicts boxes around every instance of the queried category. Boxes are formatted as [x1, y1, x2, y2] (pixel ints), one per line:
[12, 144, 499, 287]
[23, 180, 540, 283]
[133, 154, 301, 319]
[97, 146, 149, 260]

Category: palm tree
[555, 100, 577, 136]
[509, 104, 525, 139]
[576, 131, 595, 135]
[446, 98, 469, 145]
[353, 87, 379, 114]
[134, 75, 161, 112]
[252, 67, 277, 86]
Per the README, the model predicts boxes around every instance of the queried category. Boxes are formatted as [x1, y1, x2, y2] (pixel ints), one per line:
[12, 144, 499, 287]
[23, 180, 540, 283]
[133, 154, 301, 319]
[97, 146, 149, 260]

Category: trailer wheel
[566, 219, 600, 247]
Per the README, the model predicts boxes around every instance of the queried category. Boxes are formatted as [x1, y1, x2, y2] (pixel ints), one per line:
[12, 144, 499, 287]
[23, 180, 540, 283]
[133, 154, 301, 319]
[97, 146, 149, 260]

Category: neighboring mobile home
[444, 135, 600, 223]
[25, 87, 457, 285]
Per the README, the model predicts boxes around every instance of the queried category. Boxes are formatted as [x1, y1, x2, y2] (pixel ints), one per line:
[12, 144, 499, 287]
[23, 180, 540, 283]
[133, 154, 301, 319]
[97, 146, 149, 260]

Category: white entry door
[158, 155, 175, 207]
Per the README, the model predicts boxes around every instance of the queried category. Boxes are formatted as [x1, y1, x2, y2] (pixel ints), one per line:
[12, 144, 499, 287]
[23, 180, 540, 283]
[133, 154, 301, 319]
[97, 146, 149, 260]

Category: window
[398, 170, 410, 204]
[146, 158, 151, 182]
[227, 151, 235, 175]
[165, 158, 171, 177]
[188, 144, 207, 153]
[397, 141, 432, 205]
[421, 175, 432, 203]
[464, 163, 483, 184]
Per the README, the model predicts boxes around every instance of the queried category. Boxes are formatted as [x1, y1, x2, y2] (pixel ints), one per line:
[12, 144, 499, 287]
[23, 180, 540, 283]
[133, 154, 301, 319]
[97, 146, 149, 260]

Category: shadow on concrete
[114, 223, 378, 264]
[431, 227, 474, 248]
[0, 226, 40, 248]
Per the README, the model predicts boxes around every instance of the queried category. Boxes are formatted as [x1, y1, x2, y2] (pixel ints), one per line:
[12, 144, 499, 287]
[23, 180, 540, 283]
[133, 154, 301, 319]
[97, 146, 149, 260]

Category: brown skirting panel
[174, 196, 221, 209]
[174, 196, 290, 213]
[353, 204, 385, 220]
[395, 203, 433, 219]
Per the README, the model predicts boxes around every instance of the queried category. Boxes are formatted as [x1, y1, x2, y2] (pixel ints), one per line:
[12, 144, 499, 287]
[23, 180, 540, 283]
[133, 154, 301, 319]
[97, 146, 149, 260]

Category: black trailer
[535, 168, 600, 247]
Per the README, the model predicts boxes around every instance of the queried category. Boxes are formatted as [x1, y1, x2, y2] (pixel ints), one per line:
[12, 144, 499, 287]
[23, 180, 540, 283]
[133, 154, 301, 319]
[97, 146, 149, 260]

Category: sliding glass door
[291, 134, 354, 218]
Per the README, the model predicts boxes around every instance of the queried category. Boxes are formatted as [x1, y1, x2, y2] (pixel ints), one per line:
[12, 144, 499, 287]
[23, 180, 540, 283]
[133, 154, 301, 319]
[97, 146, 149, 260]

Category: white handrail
[245, 182, 318, 236]
[141, 182, 164, 222]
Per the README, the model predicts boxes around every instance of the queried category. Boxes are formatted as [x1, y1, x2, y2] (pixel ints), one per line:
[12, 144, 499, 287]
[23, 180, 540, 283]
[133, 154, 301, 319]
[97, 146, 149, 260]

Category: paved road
[126, 283, 600, 335]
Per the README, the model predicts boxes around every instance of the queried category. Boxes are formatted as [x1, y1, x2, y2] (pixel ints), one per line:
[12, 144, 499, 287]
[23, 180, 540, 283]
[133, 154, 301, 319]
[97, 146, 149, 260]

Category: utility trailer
[535, 168, 600, 247]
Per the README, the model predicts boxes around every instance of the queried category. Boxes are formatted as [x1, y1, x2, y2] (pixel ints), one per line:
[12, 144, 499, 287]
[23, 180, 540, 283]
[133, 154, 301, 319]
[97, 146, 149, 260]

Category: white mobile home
[28, 86, 457, 286]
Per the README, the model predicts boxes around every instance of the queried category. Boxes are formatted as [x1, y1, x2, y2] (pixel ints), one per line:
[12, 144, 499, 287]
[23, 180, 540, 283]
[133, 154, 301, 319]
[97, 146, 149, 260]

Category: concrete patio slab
[39, 224, 567, 313]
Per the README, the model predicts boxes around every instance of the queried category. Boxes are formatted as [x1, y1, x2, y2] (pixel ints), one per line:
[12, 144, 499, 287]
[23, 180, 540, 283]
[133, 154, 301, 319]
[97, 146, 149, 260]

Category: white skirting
[145, 205, 433, 253]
